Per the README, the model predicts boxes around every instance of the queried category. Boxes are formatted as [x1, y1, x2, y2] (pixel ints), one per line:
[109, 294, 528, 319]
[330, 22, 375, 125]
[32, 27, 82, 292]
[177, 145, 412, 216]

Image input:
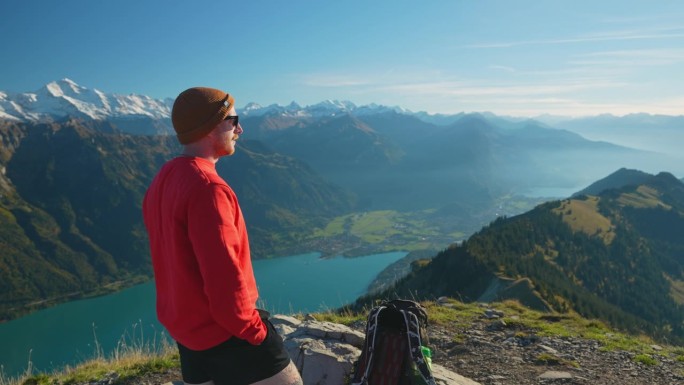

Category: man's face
[209, 107, 243, 157]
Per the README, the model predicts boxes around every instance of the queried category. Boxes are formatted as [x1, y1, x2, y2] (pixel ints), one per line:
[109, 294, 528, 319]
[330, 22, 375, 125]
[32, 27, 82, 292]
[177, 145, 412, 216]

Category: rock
[271, 314, 302, 328]
[278, 318, 481, 385]
[289, 320, 366, 347]
[281, 320, 362, 385]
[432, 363, 483, 385]
[486, 374, 507, 381]
[538, 344, 559, 355]
[286, 338, 358, 385]
[486, 319, 507, 331]
[438, 296, 456, 308]
[273, 323, 297, 337]
[538, 370, 573, 380]
[484, 309, 505, 319]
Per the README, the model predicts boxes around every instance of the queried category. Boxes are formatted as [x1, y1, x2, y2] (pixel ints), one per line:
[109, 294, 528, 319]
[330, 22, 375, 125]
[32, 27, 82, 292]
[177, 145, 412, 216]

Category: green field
[312, 209, 465, 254]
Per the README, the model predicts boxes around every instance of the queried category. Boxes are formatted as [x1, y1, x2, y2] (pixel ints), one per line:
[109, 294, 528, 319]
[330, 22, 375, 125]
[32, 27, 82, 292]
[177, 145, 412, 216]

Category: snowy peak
[1, 80, 415, 124]
[0, 79, 172, 122]
[45, 78, 83, 98]
[238, 99, 409, 118]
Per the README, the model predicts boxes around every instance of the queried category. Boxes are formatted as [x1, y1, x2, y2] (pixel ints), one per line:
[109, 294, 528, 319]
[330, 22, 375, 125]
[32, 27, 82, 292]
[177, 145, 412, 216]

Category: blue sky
[1, 0, 683, 116]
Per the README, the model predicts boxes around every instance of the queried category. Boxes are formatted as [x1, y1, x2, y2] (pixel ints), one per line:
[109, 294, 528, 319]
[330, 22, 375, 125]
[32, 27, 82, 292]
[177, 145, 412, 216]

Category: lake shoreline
[2, 233, 383, 323]
[0, 251, 410, 377]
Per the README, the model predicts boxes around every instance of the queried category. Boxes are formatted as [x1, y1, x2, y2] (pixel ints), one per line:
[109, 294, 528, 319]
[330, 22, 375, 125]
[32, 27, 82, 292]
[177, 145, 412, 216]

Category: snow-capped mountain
[0, 79, 416, 133]
[240, 100, 409, 118]
[0, 79, 173, 122]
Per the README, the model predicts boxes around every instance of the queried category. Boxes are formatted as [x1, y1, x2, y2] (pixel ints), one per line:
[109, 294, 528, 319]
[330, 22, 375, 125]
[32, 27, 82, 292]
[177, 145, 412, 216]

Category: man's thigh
[251, 361, 302, 385]
[182, 320, 292, 385]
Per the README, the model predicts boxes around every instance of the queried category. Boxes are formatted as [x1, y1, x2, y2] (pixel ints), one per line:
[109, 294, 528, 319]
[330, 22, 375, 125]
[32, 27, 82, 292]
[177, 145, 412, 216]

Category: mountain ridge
[5, 79, 683, 129]
[0, 79, 412, 127]
[365, 171, 684, 343]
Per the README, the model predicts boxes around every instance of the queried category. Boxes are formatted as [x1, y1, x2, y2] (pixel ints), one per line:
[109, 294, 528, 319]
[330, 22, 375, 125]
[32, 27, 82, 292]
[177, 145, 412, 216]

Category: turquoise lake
[0, 251, 406, 377]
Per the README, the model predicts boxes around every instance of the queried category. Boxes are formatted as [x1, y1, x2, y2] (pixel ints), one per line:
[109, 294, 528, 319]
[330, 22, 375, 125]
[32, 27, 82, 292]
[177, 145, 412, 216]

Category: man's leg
[251, 361, 302, 385]
[177, 342, 214, 385]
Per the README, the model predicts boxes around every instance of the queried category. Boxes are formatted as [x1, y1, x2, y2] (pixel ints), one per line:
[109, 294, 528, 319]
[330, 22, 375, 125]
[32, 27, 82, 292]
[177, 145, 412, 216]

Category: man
[143, 87, 303, 385]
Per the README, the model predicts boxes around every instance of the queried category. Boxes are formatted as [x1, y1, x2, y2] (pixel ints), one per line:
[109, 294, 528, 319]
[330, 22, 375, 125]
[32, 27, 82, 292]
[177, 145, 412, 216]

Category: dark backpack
[351, 299, 436, 385]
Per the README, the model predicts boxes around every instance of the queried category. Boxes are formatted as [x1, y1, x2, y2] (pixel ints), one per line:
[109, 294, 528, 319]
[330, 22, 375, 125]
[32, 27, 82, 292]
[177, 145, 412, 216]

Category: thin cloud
[572, 48, 684, 66]
[294, 60, 682, 116]
[465, 28, 684, 49]
[488, 65, 517, 73]
[379, 79, 624, 98]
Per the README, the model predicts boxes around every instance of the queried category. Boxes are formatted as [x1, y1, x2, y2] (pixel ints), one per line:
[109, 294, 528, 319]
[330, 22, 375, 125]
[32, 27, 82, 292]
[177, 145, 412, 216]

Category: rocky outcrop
[270, 314, 481, 385]
[152, 303, 684, 385]
[429, 303, 684, 385]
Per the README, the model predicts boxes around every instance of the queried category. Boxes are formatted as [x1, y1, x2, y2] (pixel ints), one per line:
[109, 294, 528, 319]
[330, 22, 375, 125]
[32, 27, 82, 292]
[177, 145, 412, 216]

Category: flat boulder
[276, 317, 481, 385]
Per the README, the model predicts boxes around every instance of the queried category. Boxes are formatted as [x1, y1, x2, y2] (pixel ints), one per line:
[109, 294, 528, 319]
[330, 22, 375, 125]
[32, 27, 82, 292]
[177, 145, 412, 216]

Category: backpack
[351, 299, 437, 385]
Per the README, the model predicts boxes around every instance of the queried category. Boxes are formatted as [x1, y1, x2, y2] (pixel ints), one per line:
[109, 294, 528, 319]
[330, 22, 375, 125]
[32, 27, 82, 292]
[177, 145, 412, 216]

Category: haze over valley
[1, 80, 682, 327]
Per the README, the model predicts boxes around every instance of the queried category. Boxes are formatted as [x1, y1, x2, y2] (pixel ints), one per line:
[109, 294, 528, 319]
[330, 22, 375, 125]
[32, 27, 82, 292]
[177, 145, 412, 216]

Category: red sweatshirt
[142, 156, 266, 350]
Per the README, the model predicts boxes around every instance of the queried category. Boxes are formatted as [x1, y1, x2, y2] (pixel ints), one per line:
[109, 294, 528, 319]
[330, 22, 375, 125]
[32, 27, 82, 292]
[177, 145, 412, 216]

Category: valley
[1, 80, 683, 348]
[292, 192, 547, 259]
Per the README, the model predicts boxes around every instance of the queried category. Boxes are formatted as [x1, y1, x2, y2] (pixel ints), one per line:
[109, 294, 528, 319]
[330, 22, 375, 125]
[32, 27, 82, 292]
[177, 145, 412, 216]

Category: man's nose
[235, 123, 244, 134]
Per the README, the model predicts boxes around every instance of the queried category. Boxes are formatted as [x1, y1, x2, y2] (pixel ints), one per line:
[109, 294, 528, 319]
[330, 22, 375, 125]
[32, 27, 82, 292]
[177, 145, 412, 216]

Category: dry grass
[617, 186, 671, 209]
[0, 325, 178, 385]
[552, 197, 616, 244]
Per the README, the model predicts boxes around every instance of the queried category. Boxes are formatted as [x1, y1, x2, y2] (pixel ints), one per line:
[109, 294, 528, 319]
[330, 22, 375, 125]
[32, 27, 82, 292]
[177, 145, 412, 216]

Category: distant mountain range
[0, 79, 171, 121]
[241, 110, 658, 211]
[368, 169, 684, 342]
[0, 79, 409, 133]
[5, 79, 668, 207]
[5, 80, 681, 152]
[536, 113, 684, 150]
[1, 79, 682, 325]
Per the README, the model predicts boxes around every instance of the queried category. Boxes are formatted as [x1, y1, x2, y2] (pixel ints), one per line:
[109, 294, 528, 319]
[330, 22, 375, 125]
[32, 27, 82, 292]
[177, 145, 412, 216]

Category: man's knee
[251, 361, 302, 385]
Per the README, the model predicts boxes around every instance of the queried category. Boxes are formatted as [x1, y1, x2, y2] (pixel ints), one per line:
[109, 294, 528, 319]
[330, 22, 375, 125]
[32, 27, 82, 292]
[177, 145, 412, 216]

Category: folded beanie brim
[172, 87, 235, 145]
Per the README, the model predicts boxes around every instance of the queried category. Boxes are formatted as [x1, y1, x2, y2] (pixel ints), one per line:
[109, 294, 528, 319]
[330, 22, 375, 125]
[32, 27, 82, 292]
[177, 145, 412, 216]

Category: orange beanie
[171, 87, 235, 144]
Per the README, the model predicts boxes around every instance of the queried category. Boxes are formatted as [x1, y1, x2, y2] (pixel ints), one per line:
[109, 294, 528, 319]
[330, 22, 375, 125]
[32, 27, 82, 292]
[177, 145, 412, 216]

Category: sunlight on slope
[617, 186, 672, 209]
[665, 275, 684, 305]
[312, 210, 445, 252]
[552, 196, 616, 245]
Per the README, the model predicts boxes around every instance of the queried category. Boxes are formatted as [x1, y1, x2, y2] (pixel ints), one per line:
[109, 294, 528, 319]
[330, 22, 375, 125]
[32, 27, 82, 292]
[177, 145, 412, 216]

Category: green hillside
[0, 120, 356, 320]
[366, 172, 684, 342]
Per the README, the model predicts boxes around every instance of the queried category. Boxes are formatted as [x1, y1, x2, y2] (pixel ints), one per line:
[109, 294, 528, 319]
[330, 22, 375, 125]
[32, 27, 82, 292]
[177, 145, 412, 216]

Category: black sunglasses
[224, 115, 239, 127]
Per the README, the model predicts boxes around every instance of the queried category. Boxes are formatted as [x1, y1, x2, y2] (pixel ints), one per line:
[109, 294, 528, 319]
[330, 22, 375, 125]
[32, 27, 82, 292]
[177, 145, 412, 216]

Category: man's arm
[187, 183, 266, 345]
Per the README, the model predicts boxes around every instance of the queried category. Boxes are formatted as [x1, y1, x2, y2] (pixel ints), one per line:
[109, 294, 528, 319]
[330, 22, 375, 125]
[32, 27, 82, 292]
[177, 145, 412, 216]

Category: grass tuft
[633, 354, 659, 366]
[307, 306, 367, 326]
[0, 325, 178, 385]
[534, 353, 579, 368]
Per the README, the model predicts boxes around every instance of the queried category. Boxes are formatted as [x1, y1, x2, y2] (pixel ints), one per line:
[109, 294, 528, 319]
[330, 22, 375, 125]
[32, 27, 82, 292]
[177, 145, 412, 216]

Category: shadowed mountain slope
[0, 120, 355, 319]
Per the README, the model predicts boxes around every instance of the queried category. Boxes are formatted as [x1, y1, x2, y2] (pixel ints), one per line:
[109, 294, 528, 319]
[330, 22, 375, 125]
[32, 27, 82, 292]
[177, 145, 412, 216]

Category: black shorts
[177, 318, 291, 385]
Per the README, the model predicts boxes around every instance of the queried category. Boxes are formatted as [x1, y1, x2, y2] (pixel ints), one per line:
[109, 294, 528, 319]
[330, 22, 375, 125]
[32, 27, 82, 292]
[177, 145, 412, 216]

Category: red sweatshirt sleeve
[186, 183, 267, 345]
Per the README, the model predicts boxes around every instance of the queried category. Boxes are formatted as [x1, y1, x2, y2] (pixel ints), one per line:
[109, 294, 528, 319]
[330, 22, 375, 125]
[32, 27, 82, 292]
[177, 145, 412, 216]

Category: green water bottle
[421, 345, 432, 370]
